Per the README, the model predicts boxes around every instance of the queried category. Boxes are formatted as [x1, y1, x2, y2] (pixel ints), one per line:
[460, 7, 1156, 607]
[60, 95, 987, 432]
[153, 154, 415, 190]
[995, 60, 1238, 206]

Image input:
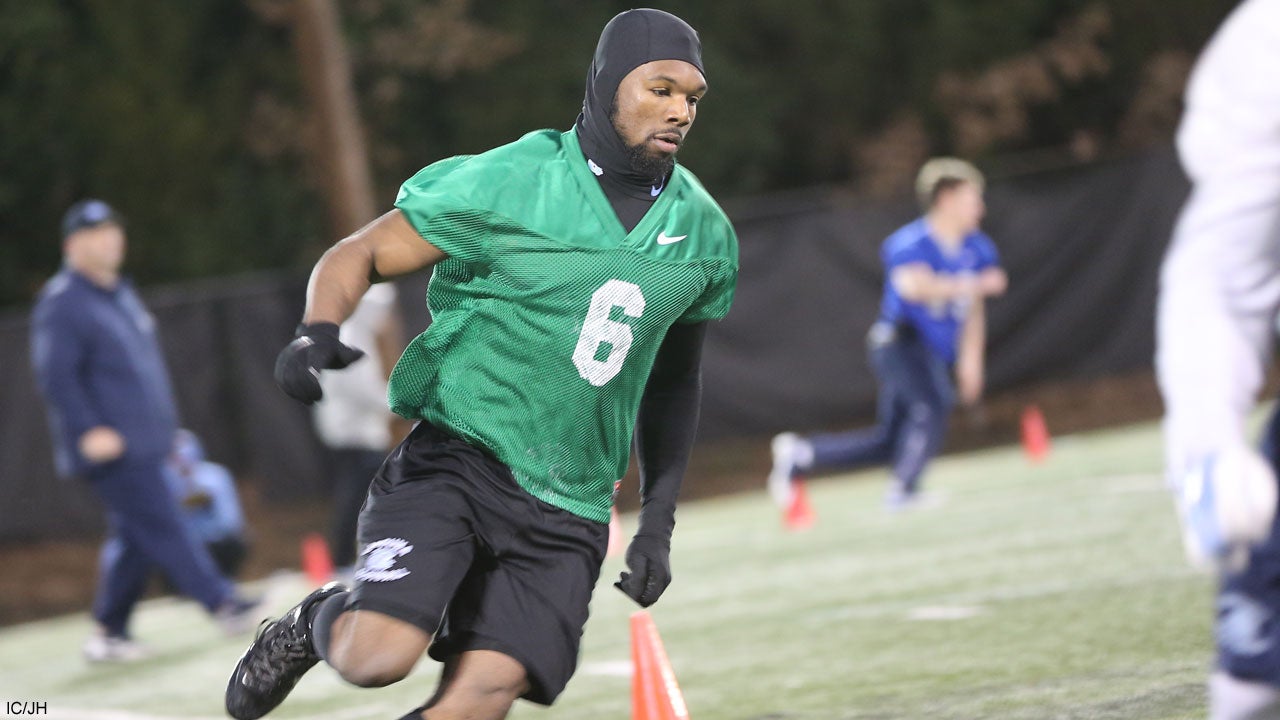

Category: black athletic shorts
[348, 421, 609, 705]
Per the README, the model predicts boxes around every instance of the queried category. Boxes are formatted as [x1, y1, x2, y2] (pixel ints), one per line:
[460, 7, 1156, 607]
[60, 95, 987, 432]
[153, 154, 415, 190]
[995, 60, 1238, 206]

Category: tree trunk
[291, 0, 377, 240]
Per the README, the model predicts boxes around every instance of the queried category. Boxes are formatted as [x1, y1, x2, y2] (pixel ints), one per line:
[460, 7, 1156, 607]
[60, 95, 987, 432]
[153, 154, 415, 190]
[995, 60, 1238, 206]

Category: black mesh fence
[0, 149, 1188, 541]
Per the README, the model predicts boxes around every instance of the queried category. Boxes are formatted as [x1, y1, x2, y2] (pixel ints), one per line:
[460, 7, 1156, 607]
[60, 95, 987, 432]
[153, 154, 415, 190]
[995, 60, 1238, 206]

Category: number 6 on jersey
[573, 279, 646, 386]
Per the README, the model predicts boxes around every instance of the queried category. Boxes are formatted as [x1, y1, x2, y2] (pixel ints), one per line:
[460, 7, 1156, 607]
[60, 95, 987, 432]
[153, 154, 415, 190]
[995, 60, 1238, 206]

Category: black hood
[575, 8, 704, 188]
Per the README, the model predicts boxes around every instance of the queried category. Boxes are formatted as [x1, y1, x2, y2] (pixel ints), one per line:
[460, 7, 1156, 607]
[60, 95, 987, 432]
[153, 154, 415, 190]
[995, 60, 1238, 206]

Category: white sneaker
[83, 631, 149, 663]
[885, 483, 912, 512]
[885, 486, 945, 513]
[769, 433, 806, 508]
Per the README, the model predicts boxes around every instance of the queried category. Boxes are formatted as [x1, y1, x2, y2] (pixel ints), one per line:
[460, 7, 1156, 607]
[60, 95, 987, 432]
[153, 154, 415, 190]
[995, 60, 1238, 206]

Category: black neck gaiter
[574, 9, 703, 229]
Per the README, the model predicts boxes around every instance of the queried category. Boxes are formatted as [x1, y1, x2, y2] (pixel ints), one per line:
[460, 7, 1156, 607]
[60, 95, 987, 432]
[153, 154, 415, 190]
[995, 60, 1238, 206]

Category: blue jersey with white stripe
[878, 217, 1000, 364]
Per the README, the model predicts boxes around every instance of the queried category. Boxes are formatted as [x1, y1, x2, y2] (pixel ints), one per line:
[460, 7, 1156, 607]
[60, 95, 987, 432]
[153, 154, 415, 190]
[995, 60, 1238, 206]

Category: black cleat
[225, 582, 347, 720]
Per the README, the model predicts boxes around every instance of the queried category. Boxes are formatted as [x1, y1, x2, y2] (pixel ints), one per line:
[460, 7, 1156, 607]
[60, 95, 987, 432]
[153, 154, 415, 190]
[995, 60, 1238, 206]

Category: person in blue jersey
[769, 158, 1007, 509]
[30, 200, 261, 663]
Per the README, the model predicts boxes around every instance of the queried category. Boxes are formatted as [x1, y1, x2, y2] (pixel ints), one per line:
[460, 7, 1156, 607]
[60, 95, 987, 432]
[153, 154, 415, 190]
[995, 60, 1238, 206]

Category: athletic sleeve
[393, 155, 497, 264]
[1157, 179, 1280, 486]
[883, 238, 931, 270]
[677, 262, 737, 324]
[678, 219, 739, 324]
[31, 300, 104, 452]
[973, 233, 1001, 270]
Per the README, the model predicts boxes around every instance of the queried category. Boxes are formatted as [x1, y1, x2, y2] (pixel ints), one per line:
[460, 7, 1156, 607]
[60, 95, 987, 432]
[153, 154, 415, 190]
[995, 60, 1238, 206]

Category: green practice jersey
[389, 128, 738, 523]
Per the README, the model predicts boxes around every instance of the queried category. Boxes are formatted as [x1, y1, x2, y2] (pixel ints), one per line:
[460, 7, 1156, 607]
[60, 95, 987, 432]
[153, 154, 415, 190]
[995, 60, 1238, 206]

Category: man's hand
[79, 426, 126, 464]
[977, 267, 1008, 297]
[273, 322, 365, 405]
[614, 534, 672, 607]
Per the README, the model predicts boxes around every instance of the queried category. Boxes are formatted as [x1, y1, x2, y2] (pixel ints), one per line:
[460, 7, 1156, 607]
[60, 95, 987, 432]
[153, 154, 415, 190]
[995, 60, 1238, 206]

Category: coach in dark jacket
[31, 200, 258, 663]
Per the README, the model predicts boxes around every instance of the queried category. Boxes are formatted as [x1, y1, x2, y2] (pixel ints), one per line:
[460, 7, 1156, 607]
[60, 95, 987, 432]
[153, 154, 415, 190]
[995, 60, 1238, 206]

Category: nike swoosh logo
[656, 232, 687, 245]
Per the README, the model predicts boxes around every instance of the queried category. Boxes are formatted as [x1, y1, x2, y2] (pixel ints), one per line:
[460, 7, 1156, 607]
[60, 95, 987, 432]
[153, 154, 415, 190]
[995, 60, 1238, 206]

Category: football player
[225, 9, 737, 720]
[770, 158, 1006, 510]
[1156, 1, 1280, 717]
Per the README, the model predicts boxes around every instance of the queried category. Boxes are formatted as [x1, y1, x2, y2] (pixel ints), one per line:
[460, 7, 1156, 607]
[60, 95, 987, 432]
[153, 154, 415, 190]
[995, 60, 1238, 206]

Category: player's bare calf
[323, 609, 431, 687]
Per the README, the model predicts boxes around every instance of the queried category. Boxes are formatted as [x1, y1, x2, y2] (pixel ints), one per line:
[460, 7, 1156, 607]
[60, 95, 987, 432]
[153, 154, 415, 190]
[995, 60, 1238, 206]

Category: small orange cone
[607, 506, 624, 559]
[784, 479, 816, 531]
[631, 611, 690, 720]
[1021, 405, 1051, 463]
[301, 532, 334, 585]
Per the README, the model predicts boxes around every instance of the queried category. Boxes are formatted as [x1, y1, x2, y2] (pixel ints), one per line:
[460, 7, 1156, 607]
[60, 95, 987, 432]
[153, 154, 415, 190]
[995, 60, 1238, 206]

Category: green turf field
[0, 420, 1218, 719]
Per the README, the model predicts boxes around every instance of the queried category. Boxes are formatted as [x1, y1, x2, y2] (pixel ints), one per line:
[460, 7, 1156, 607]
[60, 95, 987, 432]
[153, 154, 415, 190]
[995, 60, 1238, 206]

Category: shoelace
[242, 618, 314, 688]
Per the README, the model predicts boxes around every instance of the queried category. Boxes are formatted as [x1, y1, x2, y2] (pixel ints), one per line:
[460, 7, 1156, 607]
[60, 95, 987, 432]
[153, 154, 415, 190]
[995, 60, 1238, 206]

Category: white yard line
[907, 605, 984, 621]
[579, 659, 632, 677]
[1100, 473, 1165, 494]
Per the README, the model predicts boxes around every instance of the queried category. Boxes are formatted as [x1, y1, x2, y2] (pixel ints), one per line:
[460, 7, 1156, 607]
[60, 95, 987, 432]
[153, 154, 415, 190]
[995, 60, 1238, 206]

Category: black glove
[273, 322, 365, 405]
[614, 534, 672, 607]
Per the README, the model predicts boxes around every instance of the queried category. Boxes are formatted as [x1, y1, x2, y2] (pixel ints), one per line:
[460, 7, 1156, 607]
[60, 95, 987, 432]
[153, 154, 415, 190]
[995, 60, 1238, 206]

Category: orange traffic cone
[301, 532, 334, 585]
[784, 479, 816, 531]
[1021, 405, 1051, 463]
[607, 506, 624, 559]
[631, 611, 690, 720]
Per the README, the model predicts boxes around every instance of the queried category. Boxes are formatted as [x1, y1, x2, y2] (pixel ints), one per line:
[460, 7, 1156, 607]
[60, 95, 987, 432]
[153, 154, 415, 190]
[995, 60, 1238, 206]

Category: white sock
[793, 438, 814, 471]
[1212, 671, 1280, 720]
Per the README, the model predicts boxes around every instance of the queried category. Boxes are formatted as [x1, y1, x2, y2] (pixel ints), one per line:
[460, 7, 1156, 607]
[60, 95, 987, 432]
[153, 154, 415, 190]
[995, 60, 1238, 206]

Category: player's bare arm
[891, 263, 973, 303]
[303, 210, 446, 327]
[955, 299, 987, 406]
[978, 266, 1008, 297]
[892, 263, 1006, 304]
[276, 211, 445, 405]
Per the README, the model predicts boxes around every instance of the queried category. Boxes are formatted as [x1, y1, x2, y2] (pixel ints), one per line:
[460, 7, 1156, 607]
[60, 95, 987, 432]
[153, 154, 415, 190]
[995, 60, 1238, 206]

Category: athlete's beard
[610, 101, 676, 181]
[624, 139, 675, 181]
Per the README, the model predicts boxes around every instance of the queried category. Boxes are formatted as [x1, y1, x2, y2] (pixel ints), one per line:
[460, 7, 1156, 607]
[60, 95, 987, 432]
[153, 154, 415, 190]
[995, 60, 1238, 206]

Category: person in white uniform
[1156, 1, 1280, 717]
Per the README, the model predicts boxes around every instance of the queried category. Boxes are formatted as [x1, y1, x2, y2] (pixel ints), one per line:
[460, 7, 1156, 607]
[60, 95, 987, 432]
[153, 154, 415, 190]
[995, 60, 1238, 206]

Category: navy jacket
[31, 269, 179, 477]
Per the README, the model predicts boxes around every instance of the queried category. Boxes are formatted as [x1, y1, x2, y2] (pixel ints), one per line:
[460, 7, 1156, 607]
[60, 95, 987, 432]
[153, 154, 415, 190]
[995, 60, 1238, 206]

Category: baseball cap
[61, 199, 123, 239]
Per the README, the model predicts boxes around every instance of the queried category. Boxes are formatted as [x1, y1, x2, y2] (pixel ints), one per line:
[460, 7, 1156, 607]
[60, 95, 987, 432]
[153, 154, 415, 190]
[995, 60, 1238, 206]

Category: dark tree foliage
[0, 0, 1238, 306]
[1, 0, 319, 304]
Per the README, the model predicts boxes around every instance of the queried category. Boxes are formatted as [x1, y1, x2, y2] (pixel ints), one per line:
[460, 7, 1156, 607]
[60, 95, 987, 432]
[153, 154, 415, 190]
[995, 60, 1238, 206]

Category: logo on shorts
[1217, 592, 1275, 657]
[354, 538, 414, 583]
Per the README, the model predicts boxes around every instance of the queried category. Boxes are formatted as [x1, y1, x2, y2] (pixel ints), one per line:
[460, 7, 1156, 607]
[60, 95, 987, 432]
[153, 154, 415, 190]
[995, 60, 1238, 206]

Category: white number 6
[573, 279, 646, 386]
